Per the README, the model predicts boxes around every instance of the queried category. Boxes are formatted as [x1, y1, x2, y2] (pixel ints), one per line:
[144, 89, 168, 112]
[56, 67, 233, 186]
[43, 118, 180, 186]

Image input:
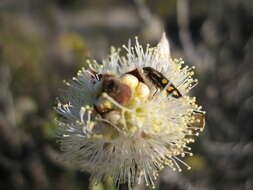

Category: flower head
[56, 33, 205, 189]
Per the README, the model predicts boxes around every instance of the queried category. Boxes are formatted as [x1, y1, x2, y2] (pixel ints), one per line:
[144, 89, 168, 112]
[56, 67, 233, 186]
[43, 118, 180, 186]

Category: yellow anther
[135, 82, 150, 99]
[104, 111, 121, 124]
[120, 74, 139, 91]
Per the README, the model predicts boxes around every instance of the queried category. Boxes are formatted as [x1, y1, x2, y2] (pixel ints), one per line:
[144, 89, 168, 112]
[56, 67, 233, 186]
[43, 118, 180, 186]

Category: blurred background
[0, 0, 253, 189]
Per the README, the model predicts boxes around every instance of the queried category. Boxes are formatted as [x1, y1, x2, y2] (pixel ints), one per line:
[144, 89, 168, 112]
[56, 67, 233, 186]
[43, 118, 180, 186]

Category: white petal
[158, 32, 171, 59]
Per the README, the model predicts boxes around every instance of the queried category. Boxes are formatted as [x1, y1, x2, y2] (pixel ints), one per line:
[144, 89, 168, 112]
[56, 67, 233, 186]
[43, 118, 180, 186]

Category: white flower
[56, 33, 205, 189]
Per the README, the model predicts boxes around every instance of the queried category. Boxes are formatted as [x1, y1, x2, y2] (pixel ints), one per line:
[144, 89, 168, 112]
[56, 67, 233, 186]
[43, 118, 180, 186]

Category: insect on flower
[142, 66, 205, 131]
[127, 66, 205, 132]
[56, 33, 206, 189]
[142, 66, 182, 98]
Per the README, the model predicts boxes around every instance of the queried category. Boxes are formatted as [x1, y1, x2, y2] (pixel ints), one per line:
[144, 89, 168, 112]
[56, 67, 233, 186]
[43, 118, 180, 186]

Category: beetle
[142, 67, 182, 98]
[139, 67, 205, 131]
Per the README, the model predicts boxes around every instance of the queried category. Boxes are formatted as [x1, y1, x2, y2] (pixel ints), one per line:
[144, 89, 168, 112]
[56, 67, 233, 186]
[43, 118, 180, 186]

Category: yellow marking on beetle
[162, 79, 168, 84]
[172, 91, 179, 96]
[153, 71, 161, 78]
[167, 86, 175, 91]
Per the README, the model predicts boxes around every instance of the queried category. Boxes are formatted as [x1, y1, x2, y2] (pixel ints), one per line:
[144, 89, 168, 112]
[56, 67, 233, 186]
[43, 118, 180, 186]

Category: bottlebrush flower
[56, 33, 205, 189]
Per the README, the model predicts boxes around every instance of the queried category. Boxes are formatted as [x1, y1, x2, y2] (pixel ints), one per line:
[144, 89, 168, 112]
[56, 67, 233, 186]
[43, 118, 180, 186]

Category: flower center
[92, 73, 153, 138]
